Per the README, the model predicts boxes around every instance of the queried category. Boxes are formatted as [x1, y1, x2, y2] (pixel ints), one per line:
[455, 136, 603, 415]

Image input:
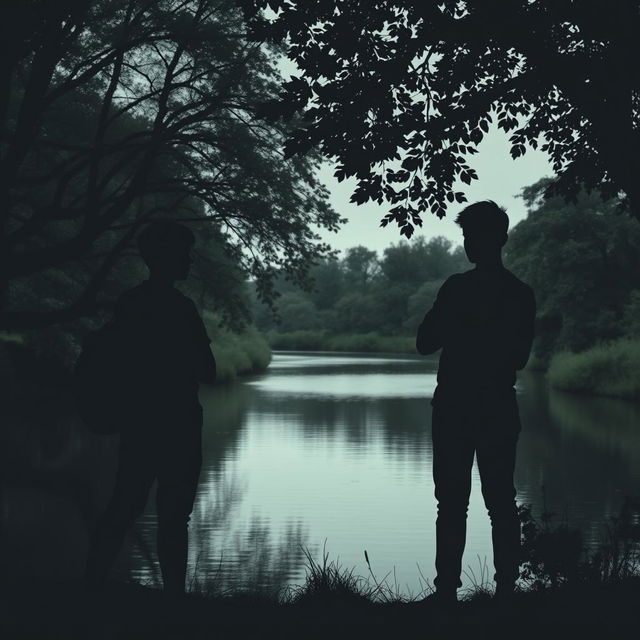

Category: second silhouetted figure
[85, 220, 216, 595]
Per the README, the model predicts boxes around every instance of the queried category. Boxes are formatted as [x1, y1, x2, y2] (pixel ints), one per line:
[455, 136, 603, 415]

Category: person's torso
[114, 281, 204, 419]
[434, 267, 530, 403]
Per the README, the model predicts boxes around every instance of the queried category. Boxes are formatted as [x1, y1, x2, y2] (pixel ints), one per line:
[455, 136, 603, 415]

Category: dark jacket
[417, 266, 535, 405]
[114, 280, 216, 427]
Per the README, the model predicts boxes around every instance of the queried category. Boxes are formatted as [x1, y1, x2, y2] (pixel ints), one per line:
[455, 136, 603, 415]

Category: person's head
[137, 220, 195, 281]
[455, 200, 509, 265]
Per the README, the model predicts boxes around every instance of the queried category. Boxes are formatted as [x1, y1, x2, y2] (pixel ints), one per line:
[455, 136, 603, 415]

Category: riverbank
[202, 316, 271, 382]
[2, 576, 639, 639]
[548, 338, 640, 401]
[266, 331, 415, 353]
[3, 502, 640, 637]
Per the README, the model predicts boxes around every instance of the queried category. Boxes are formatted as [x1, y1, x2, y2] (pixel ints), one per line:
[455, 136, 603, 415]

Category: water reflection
[516, 372, 640, 546]
[119, 472, 311, 595]
[2, 352, 640, 595]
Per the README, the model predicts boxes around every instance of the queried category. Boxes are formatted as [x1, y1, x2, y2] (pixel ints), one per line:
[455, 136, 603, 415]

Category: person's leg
[85, 436, 155, 587]
[431, 403, 475, 595]
[476, 398, 521, 593]
[156, 427, 202, 595]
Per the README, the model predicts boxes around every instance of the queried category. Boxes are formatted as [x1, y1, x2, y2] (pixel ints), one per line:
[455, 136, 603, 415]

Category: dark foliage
[504, 180, 640, 361]
[240, 1, 640, 235]
[519, 497, 640, 589]
[0, 0, 342, 328]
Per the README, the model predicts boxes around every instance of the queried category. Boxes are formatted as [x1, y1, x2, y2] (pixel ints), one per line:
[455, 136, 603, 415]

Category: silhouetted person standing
[85, 221, 216, 594]
[416, 201, 535, 604]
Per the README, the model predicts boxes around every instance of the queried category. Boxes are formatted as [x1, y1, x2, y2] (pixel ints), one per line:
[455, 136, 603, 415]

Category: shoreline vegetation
[3, 501, 640, 637]
[202, 313, 271, 382]
[213, 328, 271, 382]
[265, 331, 415, 354]
[547, 338, 640, 402]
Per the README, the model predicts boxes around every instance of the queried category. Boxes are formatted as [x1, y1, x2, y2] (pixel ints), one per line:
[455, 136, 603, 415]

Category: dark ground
[1, 578, 639, 640]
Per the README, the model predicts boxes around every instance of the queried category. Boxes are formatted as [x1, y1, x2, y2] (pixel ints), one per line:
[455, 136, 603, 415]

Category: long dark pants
[431, 393, 521, 592]
[85, 426, 202, 594]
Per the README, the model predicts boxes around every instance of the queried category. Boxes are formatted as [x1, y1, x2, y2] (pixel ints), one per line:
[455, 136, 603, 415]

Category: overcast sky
[316, 127, 555, 256]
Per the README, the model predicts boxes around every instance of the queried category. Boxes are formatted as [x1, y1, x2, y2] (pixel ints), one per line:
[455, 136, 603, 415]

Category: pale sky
[317, 126, 554, 255]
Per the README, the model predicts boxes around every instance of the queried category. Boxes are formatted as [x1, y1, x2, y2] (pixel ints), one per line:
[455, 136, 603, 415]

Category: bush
[548, 339, 640, 400]
[519, 499, 640, 589]
[519, 505, 584, 589]
[203, 312, 271, 383]
[525, 352, 550, 372]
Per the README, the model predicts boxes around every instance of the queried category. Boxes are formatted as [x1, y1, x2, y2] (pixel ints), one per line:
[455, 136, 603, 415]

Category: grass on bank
[188, 499, 640, 607]
[3, 501, 640, 638]
[548, 338, 640, 401]
[203, 313, 271, 383]
[266, 331, 415, 354]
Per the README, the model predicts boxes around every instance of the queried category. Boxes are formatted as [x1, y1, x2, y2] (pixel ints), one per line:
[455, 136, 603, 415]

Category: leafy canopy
[240, 1, 640, 236]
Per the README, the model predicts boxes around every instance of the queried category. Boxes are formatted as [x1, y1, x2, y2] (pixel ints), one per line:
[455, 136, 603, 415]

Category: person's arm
[197, 340, 217, 384]
[416, 277, 454, 355]
[187, 301, 217, 383]
[510, 286, 536, 370]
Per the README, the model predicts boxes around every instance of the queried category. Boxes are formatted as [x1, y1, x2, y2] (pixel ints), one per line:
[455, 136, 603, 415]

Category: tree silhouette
[241, 0, 640, 236]
[0, 0, 341, 328]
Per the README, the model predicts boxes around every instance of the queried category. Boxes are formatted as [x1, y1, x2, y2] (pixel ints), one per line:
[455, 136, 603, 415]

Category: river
[3, 351, 640, 595]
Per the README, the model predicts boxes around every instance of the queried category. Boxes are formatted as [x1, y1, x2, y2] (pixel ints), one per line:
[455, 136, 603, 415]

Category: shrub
[203, 312, 271, 382]
[548, 339, 640, 400]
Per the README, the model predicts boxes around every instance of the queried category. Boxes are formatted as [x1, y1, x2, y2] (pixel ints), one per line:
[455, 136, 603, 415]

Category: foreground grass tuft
[284, 547, 372, 606]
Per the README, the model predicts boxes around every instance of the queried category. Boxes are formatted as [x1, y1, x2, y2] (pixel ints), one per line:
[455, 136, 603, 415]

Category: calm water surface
[4, 351, 640, 594]
[126, 352, 640, 592]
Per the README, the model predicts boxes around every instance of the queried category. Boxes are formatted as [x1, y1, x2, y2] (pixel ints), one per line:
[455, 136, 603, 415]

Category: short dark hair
[455, 200, 509, 236]
[137, 220, 195, 262]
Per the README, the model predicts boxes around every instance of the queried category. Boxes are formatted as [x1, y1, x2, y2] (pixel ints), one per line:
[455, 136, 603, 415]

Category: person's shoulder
[173, 289, 198, 310]
[502, 269, 534, 300]
[442, 270, 473, 289]
[115, 282, 192, 314]
[160, 288, 202, 324]
[453, 269, 476, 280]
[173, 291, 206, 324]
[433, 271, 471, 302]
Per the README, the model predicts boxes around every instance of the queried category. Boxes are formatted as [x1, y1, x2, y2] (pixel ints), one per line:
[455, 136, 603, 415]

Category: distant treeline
[254, 236, 467, 344]
[257, 179, 640, 377]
